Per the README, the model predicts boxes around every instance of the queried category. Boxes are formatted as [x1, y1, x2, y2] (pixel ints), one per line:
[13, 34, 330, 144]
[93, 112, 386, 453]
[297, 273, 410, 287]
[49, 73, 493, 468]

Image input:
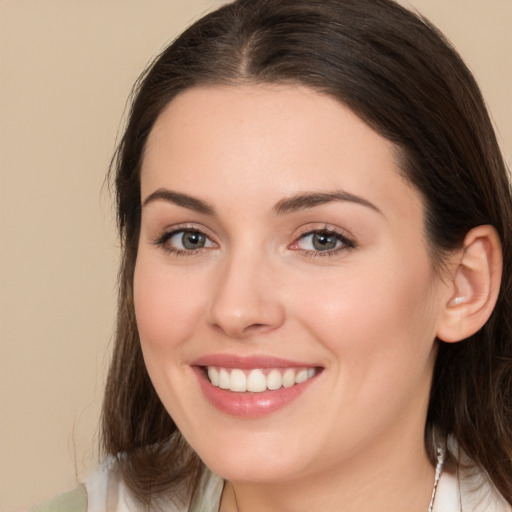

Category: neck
[220, 435, 436, 512]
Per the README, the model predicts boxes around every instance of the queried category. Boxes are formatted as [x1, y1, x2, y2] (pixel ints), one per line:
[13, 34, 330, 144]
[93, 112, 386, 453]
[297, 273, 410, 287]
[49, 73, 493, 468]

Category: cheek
[133, 255, 207, 357]
[289, 249, 440, 371]
[133, 254, 211, 421]
[285, 255, 440, 450]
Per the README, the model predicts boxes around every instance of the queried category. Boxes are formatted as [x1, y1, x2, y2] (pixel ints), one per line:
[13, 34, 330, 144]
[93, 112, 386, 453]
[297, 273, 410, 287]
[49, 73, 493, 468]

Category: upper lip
[191, 354, 320, 369]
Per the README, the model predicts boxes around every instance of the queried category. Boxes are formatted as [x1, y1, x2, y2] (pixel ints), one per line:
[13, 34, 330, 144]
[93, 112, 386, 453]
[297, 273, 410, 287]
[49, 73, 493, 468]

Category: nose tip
[211, 311, 279, 339]
[207, 262, 285, 339]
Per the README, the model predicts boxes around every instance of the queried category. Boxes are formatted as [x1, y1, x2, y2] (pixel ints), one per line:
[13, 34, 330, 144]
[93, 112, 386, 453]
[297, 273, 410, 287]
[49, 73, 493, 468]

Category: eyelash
[152, 225, 217, 257]
[291, 226, 357, 258]
[152, 225, 356, 258]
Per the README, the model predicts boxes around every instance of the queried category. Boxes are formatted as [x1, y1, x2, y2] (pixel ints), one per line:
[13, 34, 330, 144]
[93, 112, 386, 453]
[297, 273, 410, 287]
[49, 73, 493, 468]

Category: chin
[189, 427, 314, 484]
[205, 454, 302, 484]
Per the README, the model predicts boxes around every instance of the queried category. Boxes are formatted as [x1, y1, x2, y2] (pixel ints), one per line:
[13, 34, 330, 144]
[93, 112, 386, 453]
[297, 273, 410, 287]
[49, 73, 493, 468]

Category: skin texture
[134, 85, 458, 512]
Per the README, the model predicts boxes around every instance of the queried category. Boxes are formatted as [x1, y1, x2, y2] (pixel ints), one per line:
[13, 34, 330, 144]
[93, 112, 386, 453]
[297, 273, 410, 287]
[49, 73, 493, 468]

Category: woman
[33, 0, 512, 510]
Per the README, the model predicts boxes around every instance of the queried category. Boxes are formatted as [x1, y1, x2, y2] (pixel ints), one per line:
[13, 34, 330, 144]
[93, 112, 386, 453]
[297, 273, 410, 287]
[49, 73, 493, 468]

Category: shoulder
[29, 462, 223, 512]
[29, 484, 87, 512]
[435, 441, 512, 512]
[86, 458, 223, 512]
[458, 462, 512, 512]
[189, 471, 224, 512]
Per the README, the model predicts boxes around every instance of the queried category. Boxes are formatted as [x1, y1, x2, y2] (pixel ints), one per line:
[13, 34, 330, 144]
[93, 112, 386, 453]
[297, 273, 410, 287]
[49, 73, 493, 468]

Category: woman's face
[135, 85, 451, 483]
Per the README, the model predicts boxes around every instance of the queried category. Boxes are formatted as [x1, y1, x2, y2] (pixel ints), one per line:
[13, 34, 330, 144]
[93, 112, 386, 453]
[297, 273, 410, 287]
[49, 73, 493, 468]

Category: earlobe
[437, 225, 502, 343]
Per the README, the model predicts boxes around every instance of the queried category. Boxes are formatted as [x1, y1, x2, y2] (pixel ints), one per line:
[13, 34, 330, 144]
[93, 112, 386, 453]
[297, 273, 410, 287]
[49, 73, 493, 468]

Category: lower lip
[192, 366, 318, 418]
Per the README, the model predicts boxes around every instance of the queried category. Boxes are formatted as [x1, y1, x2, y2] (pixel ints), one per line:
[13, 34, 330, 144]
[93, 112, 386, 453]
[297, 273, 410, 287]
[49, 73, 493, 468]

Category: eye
[301, 231, 339, 251]
[155, 228, 216, 254]
[291, 228, 356, 256]
[170, 230, 209, 250]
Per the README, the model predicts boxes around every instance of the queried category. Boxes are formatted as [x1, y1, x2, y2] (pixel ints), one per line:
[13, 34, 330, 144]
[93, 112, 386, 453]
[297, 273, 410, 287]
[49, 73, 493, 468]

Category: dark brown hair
[103, 0, 512, 506]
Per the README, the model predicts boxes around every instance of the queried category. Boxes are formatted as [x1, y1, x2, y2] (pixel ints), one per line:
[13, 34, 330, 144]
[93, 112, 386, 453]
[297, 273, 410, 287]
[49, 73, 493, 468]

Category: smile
[206, 366, 317, 393]
[192, 354, 322, 417]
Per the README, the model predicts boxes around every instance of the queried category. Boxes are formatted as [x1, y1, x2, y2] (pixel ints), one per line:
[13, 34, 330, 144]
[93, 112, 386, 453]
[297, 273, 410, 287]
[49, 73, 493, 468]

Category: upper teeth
[207, 367, 316, 393]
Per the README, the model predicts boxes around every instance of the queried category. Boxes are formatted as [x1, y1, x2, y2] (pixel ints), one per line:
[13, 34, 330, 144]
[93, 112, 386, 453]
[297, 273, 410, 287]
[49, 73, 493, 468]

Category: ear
[436, 225, 502, 343]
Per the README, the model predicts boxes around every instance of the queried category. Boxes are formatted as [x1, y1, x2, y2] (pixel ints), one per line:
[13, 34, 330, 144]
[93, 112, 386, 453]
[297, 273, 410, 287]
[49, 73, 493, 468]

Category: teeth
[295, 369, 309, 384]
[230, 369, 247, 392]
[219, 368, 230, 389]
[247, 369, 267, 392]
[282, 368, 295, 388]
[206, 366, 317, 393]
[207, 367, 220, 386]
[267, 369, 282, 390]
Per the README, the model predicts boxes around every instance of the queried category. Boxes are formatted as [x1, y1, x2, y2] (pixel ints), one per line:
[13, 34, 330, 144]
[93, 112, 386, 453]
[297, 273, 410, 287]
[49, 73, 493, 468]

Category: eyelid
[293, 223, 356, 243]
[151, 223, 218, 254]
[151, 222, 216, 241]
[289, 224, 357, 255]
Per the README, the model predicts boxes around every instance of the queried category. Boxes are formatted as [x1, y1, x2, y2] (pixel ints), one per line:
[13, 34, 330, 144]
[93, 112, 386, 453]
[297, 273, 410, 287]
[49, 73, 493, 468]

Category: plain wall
[0, 1, 510, 510]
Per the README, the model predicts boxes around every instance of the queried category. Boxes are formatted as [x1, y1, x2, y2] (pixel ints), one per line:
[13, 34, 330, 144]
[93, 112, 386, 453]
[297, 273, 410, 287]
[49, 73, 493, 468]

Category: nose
[207, 251, 285, 339]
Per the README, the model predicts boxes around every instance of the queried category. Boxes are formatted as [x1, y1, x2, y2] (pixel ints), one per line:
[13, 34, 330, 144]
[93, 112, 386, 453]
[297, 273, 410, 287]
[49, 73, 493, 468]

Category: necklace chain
[427, 444, 446, 512]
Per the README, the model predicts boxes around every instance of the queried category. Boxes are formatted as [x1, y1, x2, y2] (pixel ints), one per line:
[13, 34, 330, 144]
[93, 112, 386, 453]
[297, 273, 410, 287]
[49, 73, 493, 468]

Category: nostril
[242, 322, 276, 335]
[210, 320, 277, 338]
[247, 323, 266, 330]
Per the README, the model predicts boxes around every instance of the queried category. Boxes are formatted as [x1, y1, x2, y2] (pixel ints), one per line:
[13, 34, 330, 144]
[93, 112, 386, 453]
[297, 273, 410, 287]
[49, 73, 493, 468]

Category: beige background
[1, 1, 510, 510]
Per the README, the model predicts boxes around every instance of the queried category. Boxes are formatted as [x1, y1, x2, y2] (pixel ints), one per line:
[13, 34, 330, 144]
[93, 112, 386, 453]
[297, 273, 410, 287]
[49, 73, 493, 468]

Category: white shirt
[84, 457, 511, 512]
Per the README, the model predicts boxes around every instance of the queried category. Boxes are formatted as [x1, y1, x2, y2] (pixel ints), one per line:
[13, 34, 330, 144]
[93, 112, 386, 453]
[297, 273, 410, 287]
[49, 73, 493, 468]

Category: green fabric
[29, 484, 87, 512]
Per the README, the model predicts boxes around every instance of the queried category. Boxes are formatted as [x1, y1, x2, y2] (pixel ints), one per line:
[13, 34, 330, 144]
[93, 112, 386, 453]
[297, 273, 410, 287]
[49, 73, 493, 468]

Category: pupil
[182, 231, 205, 250]
[313, 232, 337, 251]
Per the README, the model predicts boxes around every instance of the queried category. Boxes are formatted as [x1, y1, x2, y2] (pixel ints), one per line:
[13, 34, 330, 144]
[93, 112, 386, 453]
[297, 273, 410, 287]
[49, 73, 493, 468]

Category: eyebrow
[142, 188, 383, 217]
[142, 188, 215, 215]
[273, 191, 383, 216]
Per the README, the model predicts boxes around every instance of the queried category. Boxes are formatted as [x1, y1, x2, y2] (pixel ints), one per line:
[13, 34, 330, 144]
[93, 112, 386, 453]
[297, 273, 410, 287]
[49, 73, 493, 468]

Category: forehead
[142, 84, 420, 220]
[145, 84, 396, 168]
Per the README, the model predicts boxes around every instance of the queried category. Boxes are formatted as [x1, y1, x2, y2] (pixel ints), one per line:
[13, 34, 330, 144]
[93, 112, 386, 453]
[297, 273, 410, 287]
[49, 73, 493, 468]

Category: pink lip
[192, 353, 315, 369]
[191, 354, 321, 418]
